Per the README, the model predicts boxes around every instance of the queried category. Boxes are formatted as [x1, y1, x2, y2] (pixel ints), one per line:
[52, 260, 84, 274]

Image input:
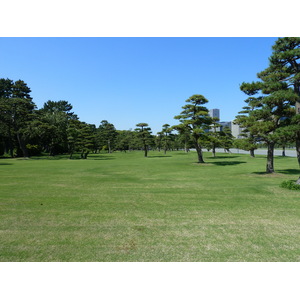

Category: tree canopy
[174, 94, 212, 163]
[257, 37, 300, 166]
[236, 37, 300, 173]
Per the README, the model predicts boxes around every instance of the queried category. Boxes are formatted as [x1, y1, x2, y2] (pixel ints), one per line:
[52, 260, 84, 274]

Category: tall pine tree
[0, 79, 35, 157]
[257, 37, 300, 166]
[174, 94, 212, 163]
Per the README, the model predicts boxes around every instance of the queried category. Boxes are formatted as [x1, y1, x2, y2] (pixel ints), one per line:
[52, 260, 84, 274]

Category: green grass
[0, 151, 299, 261]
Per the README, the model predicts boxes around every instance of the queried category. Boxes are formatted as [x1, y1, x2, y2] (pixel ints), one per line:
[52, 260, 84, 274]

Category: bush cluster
[280, 180, 300, 191]
[26, 144, 42, 156]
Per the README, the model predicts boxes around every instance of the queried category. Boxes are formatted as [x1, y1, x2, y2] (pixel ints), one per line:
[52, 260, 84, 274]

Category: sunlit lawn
[0, 150, 299, 261]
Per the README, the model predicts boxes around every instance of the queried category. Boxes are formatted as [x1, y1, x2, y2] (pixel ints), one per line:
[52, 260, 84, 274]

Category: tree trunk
[184, 141, 188, 153]
[16, 132, 28, 158]
[295, 99, 300, 166]
[250, 149, 255, 158]
[288, 73, 300, 182]
[296, 132, 300, 167]
[212, 146, 216, 157]
[108, 140, 111, 153]
[266, 142, 275, 173]
[195, 143, 205, 163]
[7, 128, 14, 158]
[282, 145, 286, 157]
[143, 142, 148, 157]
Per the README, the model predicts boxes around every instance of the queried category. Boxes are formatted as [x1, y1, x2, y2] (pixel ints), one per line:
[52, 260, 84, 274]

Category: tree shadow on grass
[147, 155, 172, 158]
[30, 155, 70, 160]
[207, 155, 240, 159]
[209, 161, 246, 166]
[252, 171, 273, 175]
[0, 162, 13, 165]
[252, 169, 300, 176]
[30, 154, 116, 161]
[92, 156, 116, 160]
[277, 169, 300, 175]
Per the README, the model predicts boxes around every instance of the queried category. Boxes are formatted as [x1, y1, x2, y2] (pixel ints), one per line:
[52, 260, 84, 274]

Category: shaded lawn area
[0, 151, 299, 261]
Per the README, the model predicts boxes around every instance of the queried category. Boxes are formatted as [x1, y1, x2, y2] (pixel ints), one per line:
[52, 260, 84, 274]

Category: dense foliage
[0, 83, 191, 158]
[174, 94, 213, 163]
[280, 180, 300, 190]
[235, 37, 300, 173]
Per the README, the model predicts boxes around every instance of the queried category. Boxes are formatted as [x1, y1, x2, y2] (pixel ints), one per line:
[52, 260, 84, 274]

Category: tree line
[0, 82, 233, 160]
[1, 37, 300, 176]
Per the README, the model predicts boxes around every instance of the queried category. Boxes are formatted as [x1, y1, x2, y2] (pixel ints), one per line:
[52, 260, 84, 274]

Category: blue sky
[0, 37, 278, 133]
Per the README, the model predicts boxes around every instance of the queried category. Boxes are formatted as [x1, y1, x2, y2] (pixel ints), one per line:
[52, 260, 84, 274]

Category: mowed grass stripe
[0, 151, 299, 261]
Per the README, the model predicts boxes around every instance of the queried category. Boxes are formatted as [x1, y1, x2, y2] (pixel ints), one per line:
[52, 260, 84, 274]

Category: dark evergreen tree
[135, 123, 152, 157]
[34, 100, 77, 155]
[205, 117, 221, 157]
[40, 100, 77, 120]
[115, 130, 133, 152]
[161, 124, 172, 154]
[172, 124, 192, 153]
[97, 120, 117, 153]
[257, 37, 300, 166]
[0, 78, 35, 157]
[155, 131, 164, 152]
[174, 94, 212, 163]
[67, 120, 95, 159]
[239, 82, 296, 173]
[234, 102, 259, 158]
[219, 126, 234, 153]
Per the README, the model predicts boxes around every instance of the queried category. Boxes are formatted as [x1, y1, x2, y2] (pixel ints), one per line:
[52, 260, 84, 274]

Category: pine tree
[257, 37, 300, 166]
[97, 120, 117, 153]
[0, 79, 35, 157]
[206, 117, 221, 157]
[174, 94, 212, 163]
[135, 123, 152, 157]
[161, 124, 172, 155]
[239, 82, 296, 173]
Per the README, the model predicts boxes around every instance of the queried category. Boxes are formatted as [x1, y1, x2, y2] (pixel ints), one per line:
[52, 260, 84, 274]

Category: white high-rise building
[209, 109, 220, 120]
[208, 109, 243, 139]
[230, 122, 243, 139]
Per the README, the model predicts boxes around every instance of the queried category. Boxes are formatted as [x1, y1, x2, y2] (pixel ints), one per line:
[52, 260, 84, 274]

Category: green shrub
[280, 180, 300, 191]
[26, 144, 42, 156]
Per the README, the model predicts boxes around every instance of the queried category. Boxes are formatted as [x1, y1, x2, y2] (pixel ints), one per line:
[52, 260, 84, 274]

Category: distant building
[208, 108, 244, 139]
[230, 122, 243, 139]
[219, 121, 231, 131]
[210, 121, 231, 132]
[209, 109, 220, 120]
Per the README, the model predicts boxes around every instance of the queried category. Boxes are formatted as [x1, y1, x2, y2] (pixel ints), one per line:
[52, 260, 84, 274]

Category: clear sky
[0, 37, 278, 133]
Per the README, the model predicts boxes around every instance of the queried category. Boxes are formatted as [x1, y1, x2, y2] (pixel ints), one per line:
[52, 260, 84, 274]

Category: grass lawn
[0, 150, 299, 261]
